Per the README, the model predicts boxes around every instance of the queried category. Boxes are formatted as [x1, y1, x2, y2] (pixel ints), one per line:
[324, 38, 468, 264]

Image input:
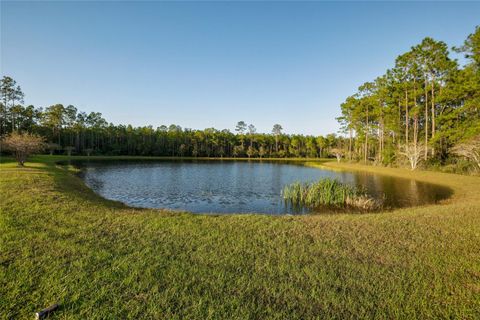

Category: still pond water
[76, 160, 451, 214]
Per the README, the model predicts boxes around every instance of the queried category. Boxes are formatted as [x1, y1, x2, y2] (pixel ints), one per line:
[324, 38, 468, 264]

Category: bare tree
[246, 145, 257, 158]
[1, 132, 44, 166]
[258, 145, 266, 158]
[452, 135, 480, 171]
[64, 146, 75, 156]
[330, 148, 344, 162]
[46, 143, 60, 155]
[399, 142, 426, 170]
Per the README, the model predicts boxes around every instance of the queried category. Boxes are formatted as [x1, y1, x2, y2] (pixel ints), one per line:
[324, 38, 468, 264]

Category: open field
[1, 156, 480, 319]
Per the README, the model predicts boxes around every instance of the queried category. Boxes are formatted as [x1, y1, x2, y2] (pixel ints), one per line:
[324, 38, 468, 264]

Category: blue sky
[1, 1, 479, 135]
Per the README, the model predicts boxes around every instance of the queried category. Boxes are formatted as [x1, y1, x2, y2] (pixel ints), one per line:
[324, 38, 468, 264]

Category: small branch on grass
[35, 303, 59, 320]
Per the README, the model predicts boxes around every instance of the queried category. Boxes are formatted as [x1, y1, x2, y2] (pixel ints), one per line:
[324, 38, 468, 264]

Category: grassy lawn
[1, 156, 480, 319]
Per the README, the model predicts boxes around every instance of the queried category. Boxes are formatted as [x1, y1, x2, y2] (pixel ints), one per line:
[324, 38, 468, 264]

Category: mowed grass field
[1, 156, 480, 319]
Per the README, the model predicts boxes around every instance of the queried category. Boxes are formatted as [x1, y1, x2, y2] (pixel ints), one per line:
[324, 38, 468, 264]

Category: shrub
[452, 135, 480, 172]
[1, 132, 45, 166]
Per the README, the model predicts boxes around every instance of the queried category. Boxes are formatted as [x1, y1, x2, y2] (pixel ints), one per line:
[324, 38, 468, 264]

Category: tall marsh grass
[282, 178, 381, 211]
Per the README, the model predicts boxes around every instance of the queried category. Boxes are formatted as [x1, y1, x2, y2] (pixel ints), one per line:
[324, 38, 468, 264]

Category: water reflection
[73, 160, 452, 214]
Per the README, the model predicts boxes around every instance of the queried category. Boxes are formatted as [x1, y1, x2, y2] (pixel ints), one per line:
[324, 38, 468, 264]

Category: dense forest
[1, 26, 479, 171]
[0, 93, 342, 158]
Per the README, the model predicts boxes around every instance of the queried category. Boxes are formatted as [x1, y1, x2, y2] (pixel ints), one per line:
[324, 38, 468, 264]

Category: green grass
[1, 155, 480, 319]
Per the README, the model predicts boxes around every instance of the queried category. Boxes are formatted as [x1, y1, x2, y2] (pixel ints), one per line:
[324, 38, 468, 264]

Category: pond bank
[71, 158, 451, 213]
[315, 161, 480, 203]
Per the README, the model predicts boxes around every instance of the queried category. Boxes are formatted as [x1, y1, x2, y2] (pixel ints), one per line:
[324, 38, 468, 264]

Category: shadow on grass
[0, 156, 18, 165]
[46, 161, 137, 211]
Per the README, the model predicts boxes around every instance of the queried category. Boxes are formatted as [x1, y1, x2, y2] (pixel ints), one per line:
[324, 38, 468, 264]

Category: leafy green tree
[0, 76, 24, 133]
[248, 124, 256, 148]
[272, 124, 283, 154]
[41, 104, 66, 143]
[455, 25, 480, 68]
[235, 121, 247, 148]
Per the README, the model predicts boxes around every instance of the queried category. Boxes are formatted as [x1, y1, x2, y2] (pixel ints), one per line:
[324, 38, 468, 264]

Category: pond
[74, 160, 452, 214]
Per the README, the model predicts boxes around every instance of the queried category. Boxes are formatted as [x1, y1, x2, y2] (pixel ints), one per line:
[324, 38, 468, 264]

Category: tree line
[0, 84, 345, 158]
[337, 26, 480, 169]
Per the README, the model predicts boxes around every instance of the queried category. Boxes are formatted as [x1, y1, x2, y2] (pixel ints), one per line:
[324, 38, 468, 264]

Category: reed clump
[282, 178, 381, 211]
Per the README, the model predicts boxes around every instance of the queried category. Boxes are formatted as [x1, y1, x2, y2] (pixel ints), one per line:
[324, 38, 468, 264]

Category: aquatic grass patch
[282, 178, 381, 211]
